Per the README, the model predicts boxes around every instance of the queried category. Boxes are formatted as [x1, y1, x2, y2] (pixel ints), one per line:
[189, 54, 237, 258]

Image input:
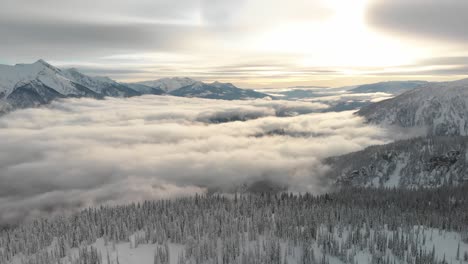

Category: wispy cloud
[1, 0, 467, 87]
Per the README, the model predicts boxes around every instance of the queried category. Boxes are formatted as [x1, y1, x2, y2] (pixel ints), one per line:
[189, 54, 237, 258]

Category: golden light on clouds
[2, 0, 468, 87]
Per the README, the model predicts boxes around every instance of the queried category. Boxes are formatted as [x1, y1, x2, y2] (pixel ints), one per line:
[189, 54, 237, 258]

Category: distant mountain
[62, 68, 139, 97]
[6, 79, 66, 109]
[358, 78, 468, 135]
[350, 80, 428, 94]
[326, 136, 468, 188]
[123, 83, 165, 95]
[0, 60, 269, 112]
[136, 77, 197, 93]
[0, 59, 99, 99]
[169, 81, 269, 100]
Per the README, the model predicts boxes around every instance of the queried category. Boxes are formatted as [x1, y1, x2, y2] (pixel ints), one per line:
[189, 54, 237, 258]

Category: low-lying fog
[0, 95, 411, 225]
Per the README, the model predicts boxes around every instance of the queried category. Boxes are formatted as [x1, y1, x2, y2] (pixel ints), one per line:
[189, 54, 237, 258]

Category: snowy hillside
[169, 81, 269, 100]
[123, 83, 165, 95]
[0, 60, 98, 101]
[136, 77, 197, 93]
[3, 187, 468, 264]
[358, 78, 468, 136]
[350, 81, 428, 95]
[0, 60, 270, 113]
[62, 68, 140, 97]
[326, 136, 468, 188]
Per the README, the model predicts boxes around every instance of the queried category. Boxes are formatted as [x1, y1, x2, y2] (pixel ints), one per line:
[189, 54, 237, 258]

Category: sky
[1, 0, 468, 88]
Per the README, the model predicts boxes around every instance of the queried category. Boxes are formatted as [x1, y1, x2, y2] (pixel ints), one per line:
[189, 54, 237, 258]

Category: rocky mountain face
[358, 79, 468, 136]
[326, 136, 468, 188]
[0, 60, 269, 113]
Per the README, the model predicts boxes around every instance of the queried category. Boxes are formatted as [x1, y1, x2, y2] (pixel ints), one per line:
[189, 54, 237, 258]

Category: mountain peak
[211, 81, 236, 89]
[34, 59, 50, 66]
[67, 67, 80, 73]
[32, 59, 61, 73]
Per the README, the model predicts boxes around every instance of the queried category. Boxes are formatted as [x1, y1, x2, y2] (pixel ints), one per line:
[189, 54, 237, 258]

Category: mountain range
[2, 60, 468, 190]
[358, 78, 468, 136]
[326, 136, 468, 188]
[349, 80, 428, 94]
[325, 78, 468, 188]
[0, 60, 269, 112]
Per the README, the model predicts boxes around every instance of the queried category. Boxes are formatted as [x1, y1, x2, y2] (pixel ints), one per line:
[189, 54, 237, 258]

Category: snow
[359, 78, 468, 136]
[137, 77, 197, 93]
[0, 59, 85, 97]
[384, 154, 408, 188]
[62, 68, 116, 94]
[10, 225, 466, 264]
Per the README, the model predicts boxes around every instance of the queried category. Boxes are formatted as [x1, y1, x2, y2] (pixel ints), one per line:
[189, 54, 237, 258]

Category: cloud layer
[0, 96, 402, 225]
[4, 0, 467, 88]
[366, 0, 468, 43]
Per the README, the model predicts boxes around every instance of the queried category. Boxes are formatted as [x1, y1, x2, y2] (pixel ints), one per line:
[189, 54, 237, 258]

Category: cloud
[0, 96, 402, 225]
[366, 0, 468, 43]
[0, 19, 204, 59]
[0, 0, 330, 62]
[0, 0, 346, 89]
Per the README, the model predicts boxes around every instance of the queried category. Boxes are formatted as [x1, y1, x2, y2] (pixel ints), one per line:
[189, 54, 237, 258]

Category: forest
[1, 185, 468, 264]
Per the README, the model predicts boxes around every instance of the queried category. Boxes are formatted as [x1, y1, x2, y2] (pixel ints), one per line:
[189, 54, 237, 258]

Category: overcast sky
[1, 0, 468, 88]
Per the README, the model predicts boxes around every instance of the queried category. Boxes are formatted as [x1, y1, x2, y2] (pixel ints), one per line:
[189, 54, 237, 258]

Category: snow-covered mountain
[0, 60, 269, 112]
[136, 77, 197, 93]
[62, 68, 140, 97]
[0, 60, 99, 102]
[123, 83, 165, 95]
[358, 78, 468, 135]
[0, 60, 103, 110]
[135, 78, 270, 100]
[169, 81, 269, 100]
[350, 80, 428, 95]
[326, 136, 468, 188]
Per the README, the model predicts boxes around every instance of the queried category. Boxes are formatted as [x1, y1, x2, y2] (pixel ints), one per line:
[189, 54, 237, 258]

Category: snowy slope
[123, 83, 165, 95]
[6, 79, 66, 108]
[0, 60, 97, 99]
[134, 78, 269, 100]
[137, 77, 197, 93]
[0, 60, 271, 112]
[0, 60, 105, 110]
[62, 68, 140, 97]
[169, 81, 269, 100]
[38, 226, 467, 264]
[6, 190, 468, 264]
[358, 78, 468, 135]
[350, 80, 428, 95]
[326, 136, 468, 188]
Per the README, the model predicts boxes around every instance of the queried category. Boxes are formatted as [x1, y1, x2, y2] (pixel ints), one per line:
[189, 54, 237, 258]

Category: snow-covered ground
[9, 225, 468, 264]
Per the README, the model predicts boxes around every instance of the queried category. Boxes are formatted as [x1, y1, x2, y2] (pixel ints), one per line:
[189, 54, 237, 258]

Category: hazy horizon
[2, 0, 468, 88]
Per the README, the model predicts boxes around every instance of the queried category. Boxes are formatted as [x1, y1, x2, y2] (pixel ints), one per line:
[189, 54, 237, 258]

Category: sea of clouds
[0, 95, 412, 225]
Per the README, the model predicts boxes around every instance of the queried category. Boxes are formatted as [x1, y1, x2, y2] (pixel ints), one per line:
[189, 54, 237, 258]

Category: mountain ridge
[357, 78, 468, 136]
[0, 60, 270, 112]
[326, 136, 468, 188]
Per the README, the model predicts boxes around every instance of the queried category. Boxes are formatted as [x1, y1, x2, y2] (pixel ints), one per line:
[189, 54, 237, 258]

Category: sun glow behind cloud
[1, 0, 468, 87]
